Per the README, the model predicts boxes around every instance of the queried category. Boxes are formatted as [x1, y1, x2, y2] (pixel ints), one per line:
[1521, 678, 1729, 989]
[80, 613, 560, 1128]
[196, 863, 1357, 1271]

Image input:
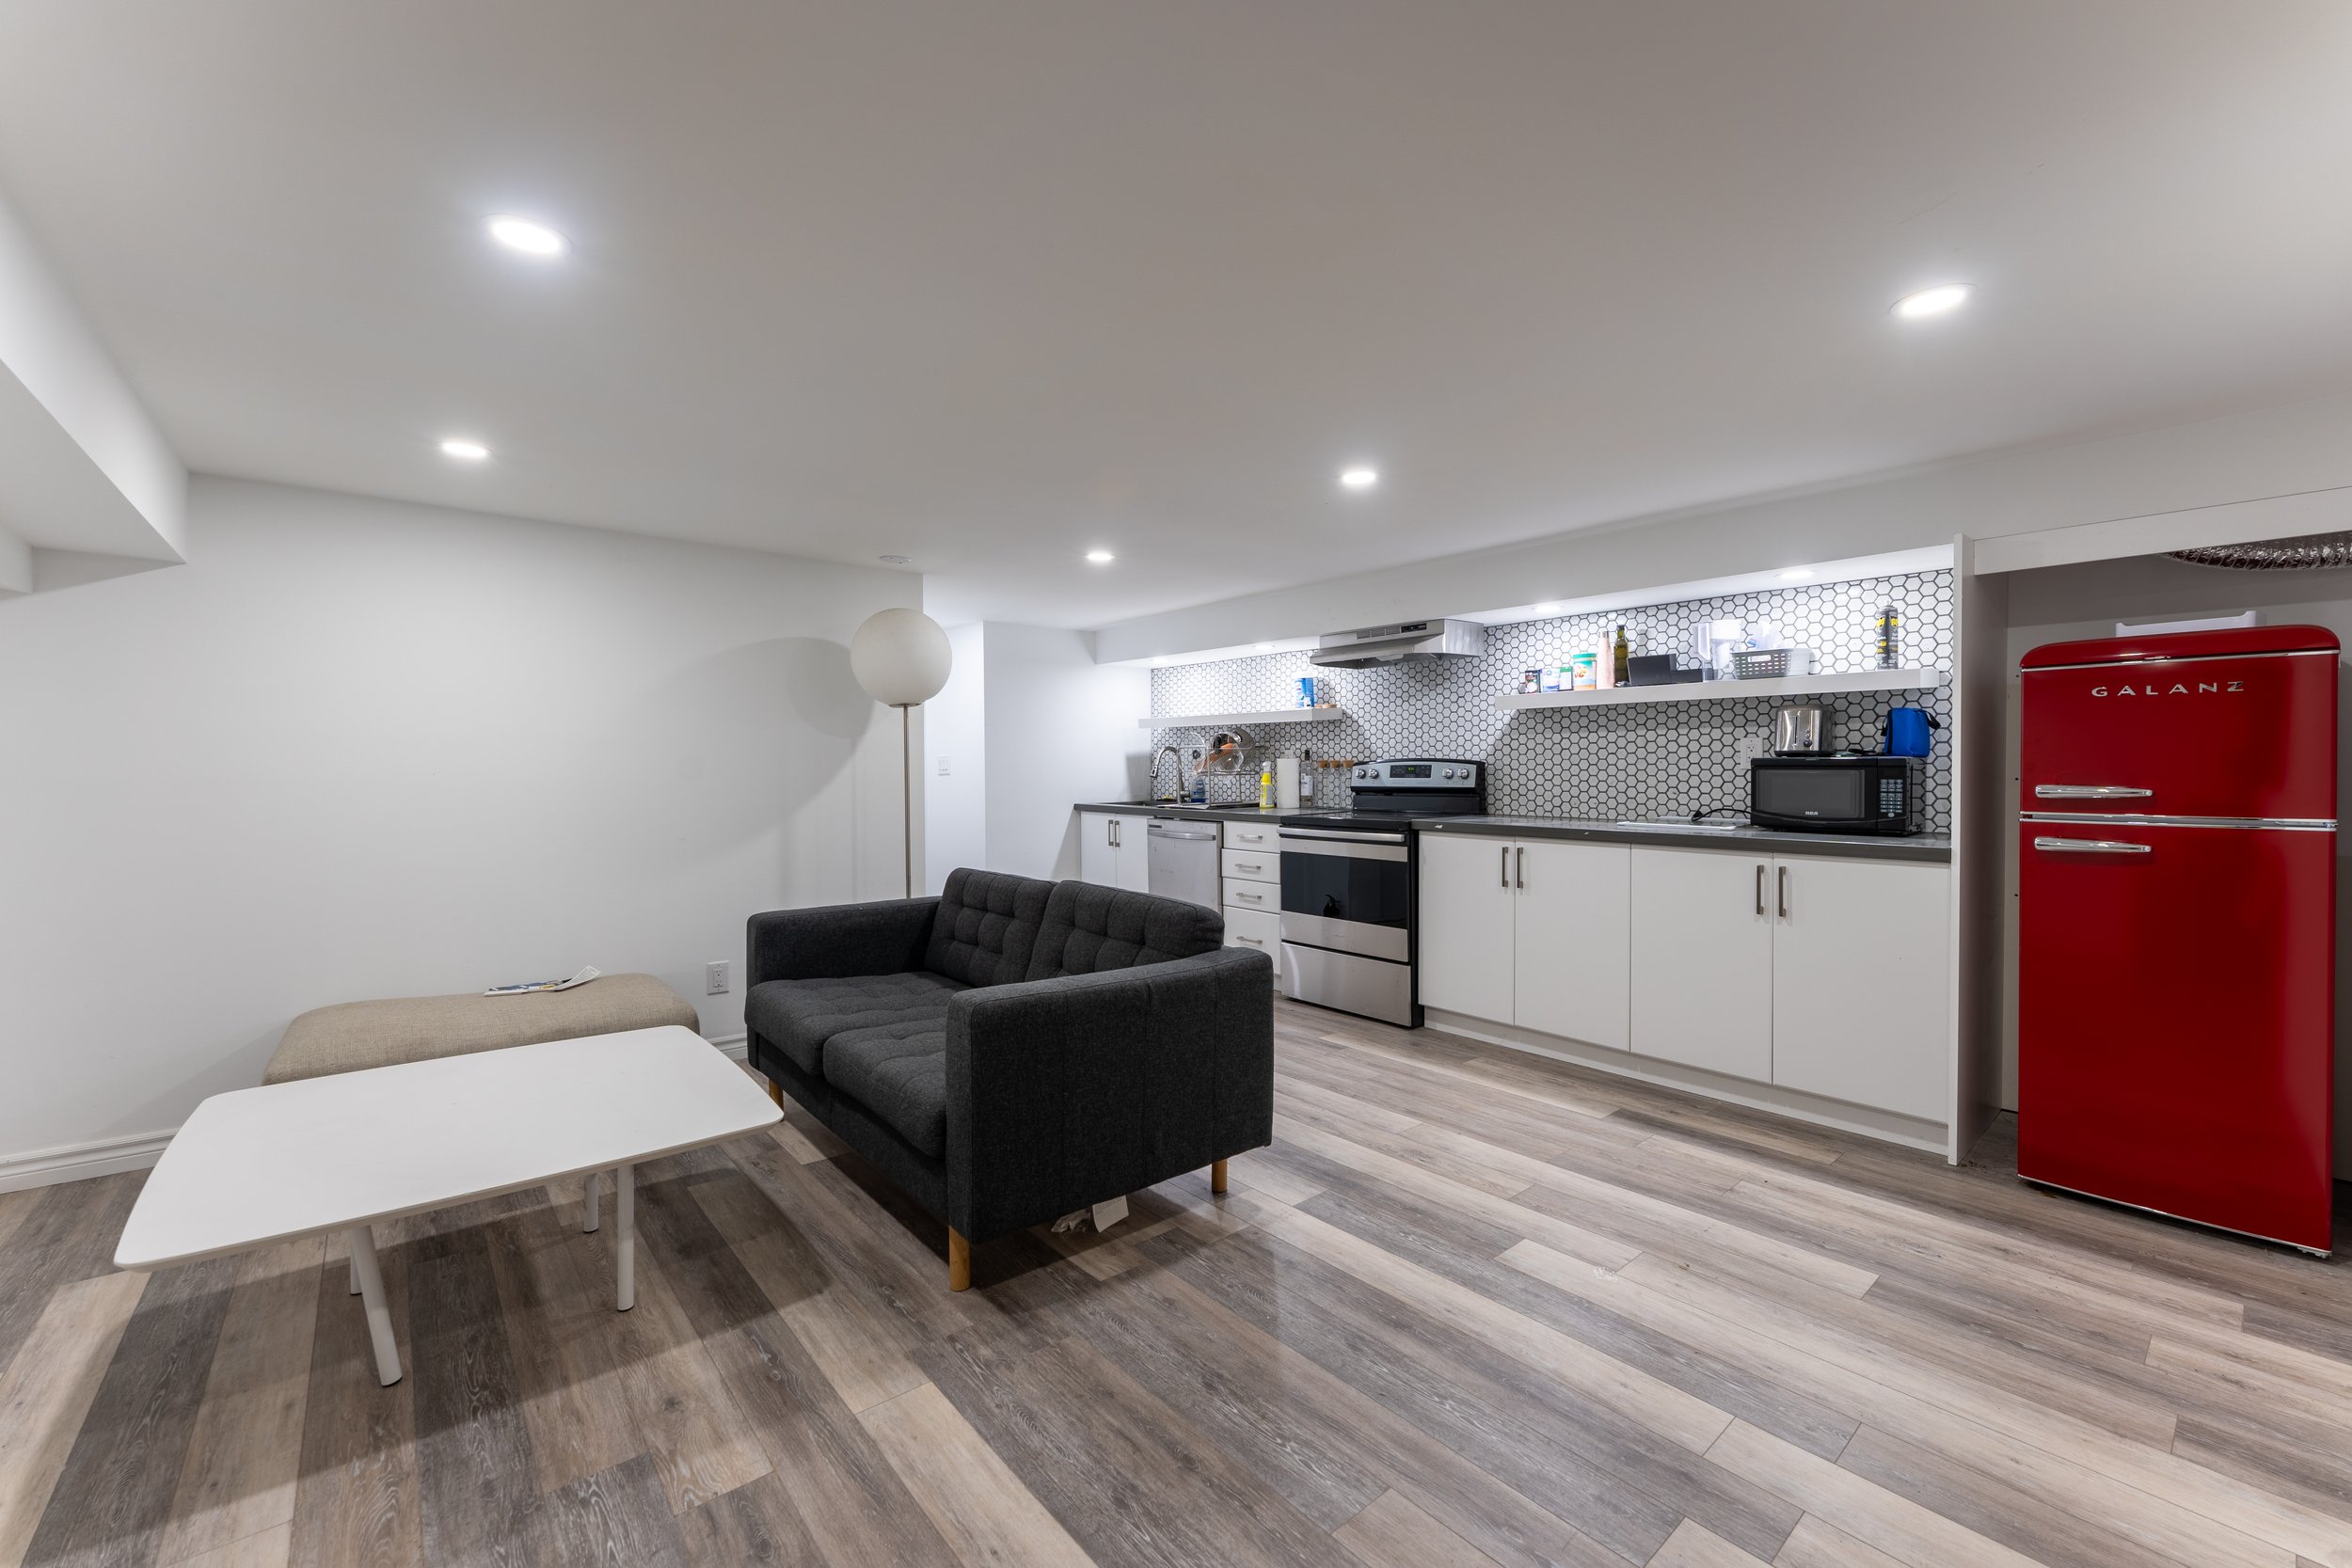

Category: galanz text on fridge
[2089, 681, 2245, 696]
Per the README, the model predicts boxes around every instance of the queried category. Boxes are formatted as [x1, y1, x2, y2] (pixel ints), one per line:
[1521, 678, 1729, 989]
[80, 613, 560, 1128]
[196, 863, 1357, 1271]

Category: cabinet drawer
[1221, 847, 1280, 883]
[1222, 905, 1281, 953]
[1222, 877, 1279, 912]
[1222, 820, 1283, 852]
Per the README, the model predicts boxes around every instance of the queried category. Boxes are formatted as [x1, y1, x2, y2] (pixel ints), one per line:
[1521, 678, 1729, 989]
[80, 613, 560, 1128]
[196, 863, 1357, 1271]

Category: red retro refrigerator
[2018, 624, 2338, 1255]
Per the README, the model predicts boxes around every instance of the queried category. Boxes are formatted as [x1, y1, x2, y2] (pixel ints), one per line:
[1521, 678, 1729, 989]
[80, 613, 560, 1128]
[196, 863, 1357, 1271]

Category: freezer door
[2020, 650, 2336, 822]
[2018, 821, 2335, 1251]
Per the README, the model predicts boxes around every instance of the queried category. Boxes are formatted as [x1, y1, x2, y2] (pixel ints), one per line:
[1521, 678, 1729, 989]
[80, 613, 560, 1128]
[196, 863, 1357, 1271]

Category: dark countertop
[1073, 800, 1948, 861]
[1416, 816, 1951, 863]
[1073, 800, 1291, 822]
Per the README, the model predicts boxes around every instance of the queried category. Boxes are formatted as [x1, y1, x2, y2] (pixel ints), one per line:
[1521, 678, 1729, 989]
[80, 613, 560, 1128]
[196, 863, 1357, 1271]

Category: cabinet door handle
[1778, 865, 1789, 920]
[1755, 863, 1765, 916]
[1234, 861, 1262, 873]
[1235, 934, 1264, 945]
[1235, 890, 1263, 902]
[1515, 847, 1525, 890]
[1500, 846, 1509, 888]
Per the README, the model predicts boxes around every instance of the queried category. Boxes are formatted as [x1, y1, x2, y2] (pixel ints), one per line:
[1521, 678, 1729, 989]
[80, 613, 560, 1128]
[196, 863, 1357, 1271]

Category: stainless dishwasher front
[1145, 818, 1221, 911]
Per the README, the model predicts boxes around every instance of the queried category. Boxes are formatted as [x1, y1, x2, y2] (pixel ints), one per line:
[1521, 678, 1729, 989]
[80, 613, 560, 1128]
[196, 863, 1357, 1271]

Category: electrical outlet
[706, 959, 728, 995]
[1736, 735, 1766, 764]
[937, 754, 951, 776]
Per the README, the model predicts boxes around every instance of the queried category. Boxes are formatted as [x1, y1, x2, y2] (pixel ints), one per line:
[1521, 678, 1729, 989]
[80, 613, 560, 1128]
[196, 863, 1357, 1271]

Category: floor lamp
[850, 609, 952, 897]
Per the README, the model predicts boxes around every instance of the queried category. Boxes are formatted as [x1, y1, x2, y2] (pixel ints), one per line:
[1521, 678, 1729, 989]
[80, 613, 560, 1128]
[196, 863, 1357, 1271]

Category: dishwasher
[1146, 818, 1221, 911]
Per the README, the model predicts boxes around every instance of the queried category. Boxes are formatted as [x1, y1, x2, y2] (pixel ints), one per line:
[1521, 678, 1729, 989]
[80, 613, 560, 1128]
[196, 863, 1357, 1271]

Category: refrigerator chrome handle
[1778, 864, 1789, 919]
[2033, 836, 2153, 855]
[2034, 784, 2153, 800]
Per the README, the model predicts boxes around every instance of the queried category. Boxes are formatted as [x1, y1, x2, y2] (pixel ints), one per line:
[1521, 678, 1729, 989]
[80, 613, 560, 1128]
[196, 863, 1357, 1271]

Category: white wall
[980, 624, 1150, 879]
[923, 621, 987, 894]
[911, 621, 1149, 884]
[1999, 552, 2352, 1172]
[0, 183, 186, 564]
[1094, 389, 2352, 660]
[0, 477, 916, 1177]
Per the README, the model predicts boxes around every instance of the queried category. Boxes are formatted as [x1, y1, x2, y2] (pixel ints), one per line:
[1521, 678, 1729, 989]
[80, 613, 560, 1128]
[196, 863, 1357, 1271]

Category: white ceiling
[3, 1, 2350, 629]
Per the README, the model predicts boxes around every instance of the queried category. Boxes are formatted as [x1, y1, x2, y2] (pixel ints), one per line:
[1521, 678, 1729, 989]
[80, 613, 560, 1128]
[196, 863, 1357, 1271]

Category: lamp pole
[900, 704, 914, 899]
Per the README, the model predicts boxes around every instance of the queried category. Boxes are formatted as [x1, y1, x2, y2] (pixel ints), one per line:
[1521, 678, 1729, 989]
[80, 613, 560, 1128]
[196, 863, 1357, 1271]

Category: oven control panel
[1351, 759, 1481, 787]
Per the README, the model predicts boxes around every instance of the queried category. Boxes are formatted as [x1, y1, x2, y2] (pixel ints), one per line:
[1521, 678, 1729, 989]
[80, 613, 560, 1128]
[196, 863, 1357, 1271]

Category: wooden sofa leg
[948, 1227, 972, 1292]
[1210, 1158, 1230, 1196]
[765, 1076, 783, 1108]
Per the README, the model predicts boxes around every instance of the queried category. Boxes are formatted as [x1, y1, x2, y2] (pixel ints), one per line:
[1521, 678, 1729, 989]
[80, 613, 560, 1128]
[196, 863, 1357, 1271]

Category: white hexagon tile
[1148, 570, 1954, 832]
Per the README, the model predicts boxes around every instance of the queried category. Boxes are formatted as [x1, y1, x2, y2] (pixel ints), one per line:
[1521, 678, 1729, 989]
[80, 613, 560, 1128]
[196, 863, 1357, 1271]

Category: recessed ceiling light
[879, 554, 911, 565]
[1339, 466, 1380, 491]
[1779, 568, 1814, 580]
[1534, 602, 1561, 614]
[438, 436, 490, 461]
[486, 215, 567, 258]
[1892, 283, 1969, 320]
[1085, 549, 1117, 564]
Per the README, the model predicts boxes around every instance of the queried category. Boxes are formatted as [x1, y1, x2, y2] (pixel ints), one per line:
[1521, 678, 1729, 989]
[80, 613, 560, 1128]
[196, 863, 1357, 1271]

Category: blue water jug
[1885, 706, 1937, 756]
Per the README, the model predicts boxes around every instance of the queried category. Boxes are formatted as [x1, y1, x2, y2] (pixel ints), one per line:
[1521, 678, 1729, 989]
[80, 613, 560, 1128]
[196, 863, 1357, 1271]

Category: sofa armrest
[943, 945, 1274, 1241]
[746, 897, 940, 987]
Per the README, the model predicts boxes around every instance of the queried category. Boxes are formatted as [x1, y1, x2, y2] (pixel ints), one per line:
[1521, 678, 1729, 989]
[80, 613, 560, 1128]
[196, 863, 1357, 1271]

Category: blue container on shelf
[1295, 675, 1317, 708]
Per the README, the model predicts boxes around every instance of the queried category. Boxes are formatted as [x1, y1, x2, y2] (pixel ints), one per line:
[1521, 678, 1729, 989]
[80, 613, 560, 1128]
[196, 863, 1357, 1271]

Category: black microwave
[1749, 754, 1921, 834]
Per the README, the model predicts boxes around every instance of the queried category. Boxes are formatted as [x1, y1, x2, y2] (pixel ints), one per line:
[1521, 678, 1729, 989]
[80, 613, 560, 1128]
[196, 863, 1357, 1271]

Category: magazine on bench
[484, 965, 601, 996]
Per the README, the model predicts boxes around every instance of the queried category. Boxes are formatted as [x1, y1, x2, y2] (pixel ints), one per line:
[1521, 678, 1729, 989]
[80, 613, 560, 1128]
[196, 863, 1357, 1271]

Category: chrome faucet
[1154, 743, 1185, 801]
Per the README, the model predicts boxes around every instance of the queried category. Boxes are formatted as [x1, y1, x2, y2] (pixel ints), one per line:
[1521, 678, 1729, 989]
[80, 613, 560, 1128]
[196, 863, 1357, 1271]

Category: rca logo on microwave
[2088, 680, 2245, 697]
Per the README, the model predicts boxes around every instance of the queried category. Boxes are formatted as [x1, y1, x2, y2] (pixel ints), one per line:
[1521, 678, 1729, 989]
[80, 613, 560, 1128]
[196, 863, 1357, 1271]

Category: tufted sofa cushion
[823, 1026, 951, 1158]
[923, 868, 1056, 988]
[1025, 881, 1224, 981]
[742, 971, 967, 1077]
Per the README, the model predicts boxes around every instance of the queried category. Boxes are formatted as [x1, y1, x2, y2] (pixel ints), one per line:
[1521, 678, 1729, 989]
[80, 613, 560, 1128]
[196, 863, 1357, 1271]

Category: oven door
[1279, 827, 1411, 961]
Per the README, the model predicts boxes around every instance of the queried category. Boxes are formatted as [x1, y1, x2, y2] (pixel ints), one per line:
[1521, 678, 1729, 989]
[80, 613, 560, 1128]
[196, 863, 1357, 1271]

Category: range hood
[1310, 618, 1485, 668]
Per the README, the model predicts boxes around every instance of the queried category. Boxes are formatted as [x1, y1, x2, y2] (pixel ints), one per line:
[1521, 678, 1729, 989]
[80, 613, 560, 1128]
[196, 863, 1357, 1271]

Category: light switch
[936, 754, 951, 775]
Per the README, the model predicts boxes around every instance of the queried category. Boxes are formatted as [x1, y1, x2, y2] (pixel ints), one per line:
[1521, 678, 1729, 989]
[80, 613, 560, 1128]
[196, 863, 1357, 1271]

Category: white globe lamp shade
[850, 609, 952, 707]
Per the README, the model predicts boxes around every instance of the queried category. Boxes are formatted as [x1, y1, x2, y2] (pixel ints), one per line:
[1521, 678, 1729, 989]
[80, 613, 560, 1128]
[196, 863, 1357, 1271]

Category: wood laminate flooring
[4, 1000, 2348, 1568]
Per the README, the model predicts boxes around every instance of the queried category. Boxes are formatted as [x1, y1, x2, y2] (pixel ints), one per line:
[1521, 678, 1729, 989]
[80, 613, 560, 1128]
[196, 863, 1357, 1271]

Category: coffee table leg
[346, 1225, 401, 1386]
[615, 1164, 635, 1311]
[582, 1170, 600, 1233]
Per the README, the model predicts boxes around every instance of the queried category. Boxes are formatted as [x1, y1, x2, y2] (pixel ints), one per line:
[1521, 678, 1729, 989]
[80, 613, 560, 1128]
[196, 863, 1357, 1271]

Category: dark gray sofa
[743, 868, 1275, 1289]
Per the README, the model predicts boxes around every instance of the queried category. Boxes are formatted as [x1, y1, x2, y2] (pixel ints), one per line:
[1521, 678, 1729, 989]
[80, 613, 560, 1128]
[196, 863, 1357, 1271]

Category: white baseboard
[0, 1128, 178, 1193]
[711, 1032, 748, 1062]
[0, 1031, 758, 1193]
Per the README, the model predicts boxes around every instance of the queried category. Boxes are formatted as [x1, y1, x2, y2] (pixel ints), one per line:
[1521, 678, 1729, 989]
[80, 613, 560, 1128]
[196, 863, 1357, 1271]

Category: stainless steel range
[1278, 759, 1486, 1027]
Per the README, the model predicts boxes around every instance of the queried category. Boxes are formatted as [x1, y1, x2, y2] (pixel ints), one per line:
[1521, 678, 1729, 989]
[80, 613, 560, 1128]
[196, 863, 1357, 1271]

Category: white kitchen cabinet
[1221, 847, 1279, 884]
[1222, 820, 1282, 853]
[1629, 847, 1773, 1081]
[1513, 841, 1631, 1051]
[1769, 857, 1950, 1120]
[1077, 813, 1152, 892]
[1222, 905, 1280, 956]
[1417, 832, 1517, 1022]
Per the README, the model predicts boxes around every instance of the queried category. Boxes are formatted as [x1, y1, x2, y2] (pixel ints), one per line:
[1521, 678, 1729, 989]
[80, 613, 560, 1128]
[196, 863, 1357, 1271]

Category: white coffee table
[116, 1025, 781, 1386]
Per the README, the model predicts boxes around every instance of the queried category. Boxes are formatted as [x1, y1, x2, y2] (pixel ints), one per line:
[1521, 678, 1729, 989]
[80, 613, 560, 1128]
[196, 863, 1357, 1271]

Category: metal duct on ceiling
[2169, 531, 2352, 570]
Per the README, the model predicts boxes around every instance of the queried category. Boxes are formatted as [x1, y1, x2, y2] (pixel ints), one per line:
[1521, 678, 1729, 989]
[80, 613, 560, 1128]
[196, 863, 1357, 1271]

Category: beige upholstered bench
[264, 973, 702, 1085]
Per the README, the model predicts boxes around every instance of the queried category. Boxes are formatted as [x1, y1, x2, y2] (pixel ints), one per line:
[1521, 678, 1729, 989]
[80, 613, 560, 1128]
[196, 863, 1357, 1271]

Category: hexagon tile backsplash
[1147, 570, 1954, 832]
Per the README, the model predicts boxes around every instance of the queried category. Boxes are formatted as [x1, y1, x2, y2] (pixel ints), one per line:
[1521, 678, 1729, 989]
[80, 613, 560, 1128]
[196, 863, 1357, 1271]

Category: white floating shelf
[1494, 669, 1945, 711]
[1138, 706, 1349, 730]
